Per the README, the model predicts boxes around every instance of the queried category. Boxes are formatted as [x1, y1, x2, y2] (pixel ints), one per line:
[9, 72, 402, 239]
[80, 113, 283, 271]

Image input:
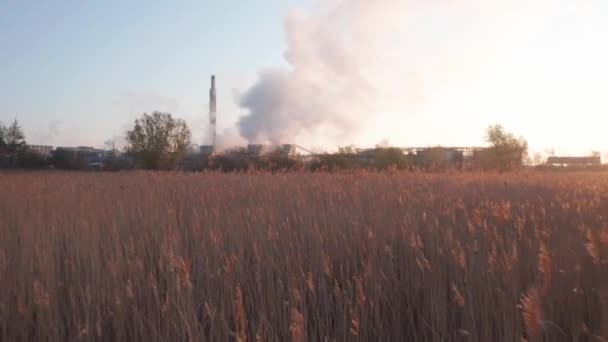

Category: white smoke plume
[216, 127, 247, 152]
[238, 0, 554, 146]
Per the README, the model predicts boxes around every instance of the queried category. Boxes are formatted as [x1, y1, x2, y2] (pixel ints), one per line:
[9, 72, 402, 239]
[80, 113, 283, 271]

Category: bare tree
[126, 112, 191, 170]
[532, 152, 545, 166]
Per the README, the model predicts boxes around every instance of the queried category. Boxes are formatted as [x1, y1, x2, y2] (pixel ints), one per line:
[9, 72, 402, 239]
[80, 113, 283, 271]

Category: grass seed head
[520, 287, 543, 339]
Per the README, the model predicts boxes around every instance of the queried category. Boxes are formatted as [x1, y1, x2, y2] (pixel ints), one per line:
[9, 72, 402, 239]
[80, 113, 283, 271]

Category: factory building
[26, 145, 53, 157]
[53, 146, 106, 169]
[194, 75, 490, 170]
[546, 156, 601, 167]
[245, 144, 313, 159]
[354, 146, 482, 169]
[200, 145, 214, 155]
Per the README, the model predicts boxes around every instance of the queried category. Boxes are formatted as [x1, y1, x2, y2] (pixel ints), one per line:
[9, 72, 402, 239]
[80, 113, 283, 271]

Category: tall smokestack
[209, 75, 217, 147]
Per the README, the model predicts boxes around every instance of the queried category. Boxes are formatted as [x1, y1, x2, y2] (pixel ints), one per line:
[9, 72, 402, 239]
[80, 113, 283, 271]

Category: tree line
[1, 112, 529, 172]
[0, 120, 37, 168]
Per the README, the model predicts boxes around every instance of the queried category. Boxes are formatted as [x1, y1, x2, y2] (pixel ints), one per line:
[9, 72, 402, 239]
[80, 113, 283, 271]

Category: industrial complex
[17, 75, 603, 170]
[193, 76, 601, 169]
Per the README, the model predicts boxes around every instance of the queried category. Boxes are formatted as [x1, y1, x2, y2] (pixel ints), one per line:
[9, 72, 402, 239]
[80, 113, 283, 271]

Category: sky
[1, 0, 607, 156]
[0, 0, 305, 148]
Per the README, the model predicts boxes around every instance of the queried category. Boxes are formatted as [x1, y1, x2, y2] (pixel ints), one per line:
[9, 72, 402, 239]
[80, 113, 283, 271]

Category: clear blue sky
[1, 0, 306, 147]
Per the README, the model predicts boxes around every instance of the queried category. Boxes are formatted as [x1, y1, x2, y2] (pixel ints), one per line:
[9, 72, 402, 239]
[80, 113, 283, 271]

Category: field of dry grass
[1, 171, 608, 341]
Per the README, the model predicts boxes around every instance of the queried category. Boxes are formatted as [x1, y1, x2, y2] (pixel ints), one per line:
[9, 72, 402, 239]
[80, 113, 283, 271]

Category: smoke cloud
[237, 0, 554, 146]
[31, 120, 63, 145]
[216, 127, 247, 152]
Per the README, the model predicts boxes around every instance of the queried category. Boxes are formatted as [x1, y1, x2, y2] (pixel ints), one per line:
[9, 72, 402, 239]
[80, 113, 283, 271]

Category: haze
[1, 0, 607, 155]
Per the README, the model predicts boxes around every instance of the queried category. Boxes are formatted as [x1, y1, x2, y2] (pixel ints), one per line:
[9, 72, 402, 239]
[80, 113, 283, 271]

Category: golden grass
[0, 171, 608, 341]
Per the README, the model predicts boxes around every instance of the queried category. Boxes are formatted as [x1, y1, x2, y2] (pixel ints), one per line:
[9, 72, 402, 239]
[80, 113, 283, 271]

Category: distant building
[546, 156, 601, 167]
[355, 146, 477, 169]
[416, 147, 465, 168]
[54, 146, 106, 165]
[26, 145, 53, 157]
[247, 144, 269, 156]
[244, 144, 312, 159]
[278, 144, 296, 156]
[200, 145, 215, 155]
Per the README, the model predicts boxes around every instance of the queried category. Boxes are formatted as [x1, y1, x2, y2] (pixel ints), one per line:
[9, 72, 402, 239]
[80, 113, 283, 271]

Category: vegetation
[255, 149, 302, 172]
[103, 150, 135, 171]
[0, 122, 7, 166]
[0, 119, 572, 172]
[311, 148, 413, 172]
[0, 119, 53, 169]
[0, 120, 27, 167]
[1, 171, 608, 341]
[475, 125, 529, 171]
[16, 149, 51, 169]
[207, 150, 302, 172]
[50, 149, 88, 170]
[126, 112, 191, 170]
[0, 121, 5, 143]
[311, 153, 356, 171]
[372, 147, 412, 170]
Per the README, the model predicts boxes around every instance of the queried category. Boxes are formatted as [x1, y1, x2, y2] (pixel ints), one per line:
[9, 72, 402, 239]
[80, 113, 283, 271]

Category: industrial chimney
[209, 75, 217, 148]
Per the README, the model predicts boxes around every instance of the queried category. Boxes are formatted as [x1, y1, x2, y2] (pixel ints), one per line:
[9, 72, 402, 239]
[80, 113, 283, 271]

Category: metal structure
[351, 146, 487, 169]
[355, 146, 485, 157]
[546, 156, 601, 167]
[209, 75, 217, 148]
[54, 146, 106, 166]
[200, 145, 214, 155]
[245, 144, 314, 159]
[26, 145, 54, 157]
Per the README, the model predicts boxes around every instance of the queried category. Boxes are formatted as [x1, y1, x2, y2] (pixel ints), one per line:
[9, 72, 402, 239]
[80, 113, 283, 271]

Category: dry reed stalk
[291, 286, 303, 307]
[252, 242, 261, 264]
[538, 244, 551, 293]
[445, 228, 454, 244]
[289, 308, 304, 342]
[519, 287, 543, 339]
[306, 272, 315, 294]
[472, 208, 483, 227]
[409, 232, 422, 249]
[33, 279, 50, 309]
[209, 230, 221, 245]
[322, 252, 332, 276]
[355, 276, 366, 309]
[586, 230, 601, 265]
[77, 327, 89, 340]
[17, 296, 29, 317]
[0, 248, 5, 272]
[178, 256, 192, 290]
[3, 172, 608, 341]
[416, 255, 432, 272]
[225, 254, 237, 274]
[451, 283, 465, 307]
[600, 230, 608, 247]
[488, 242, 497, 273]
[350, 309, 360, 336]
[582, 322, 608, 342]
[234, 285, 247, 342]
[451, 243, 466, 271]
